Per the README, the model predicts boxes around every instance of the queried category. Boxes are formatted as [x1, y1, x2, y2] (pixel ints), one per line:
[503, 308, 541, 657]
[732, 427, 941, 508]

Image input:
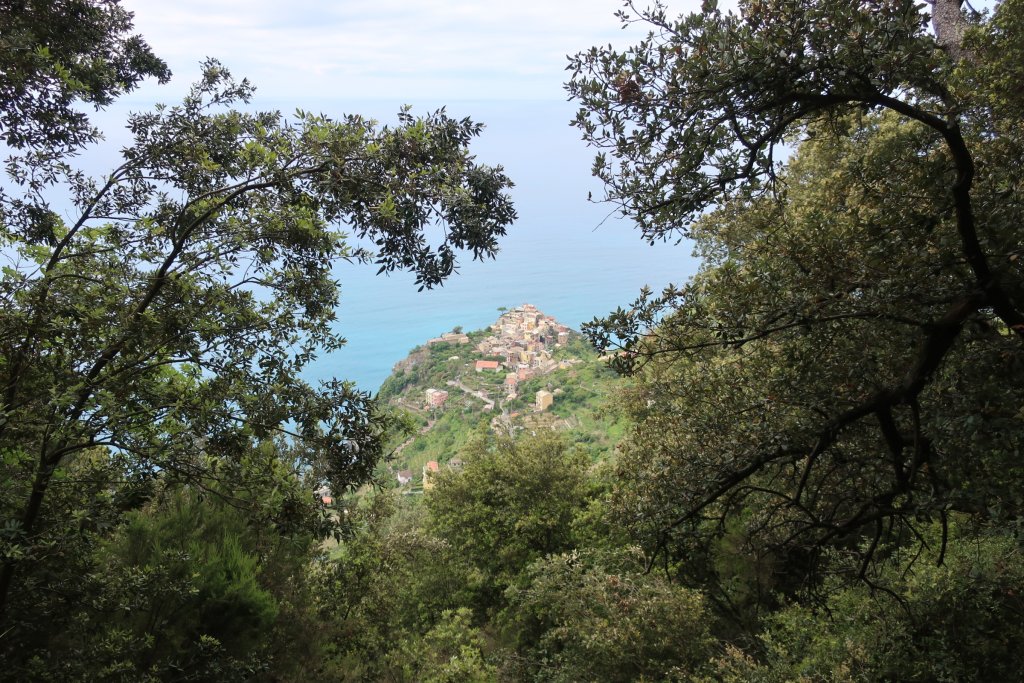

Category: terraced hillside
[377, 304, 628, 490]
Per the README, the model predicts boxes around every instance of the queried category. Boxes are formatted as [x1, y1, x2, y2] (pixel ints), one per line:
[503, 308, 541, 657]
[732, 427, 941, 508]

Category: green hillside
[377, 306, 627, 489]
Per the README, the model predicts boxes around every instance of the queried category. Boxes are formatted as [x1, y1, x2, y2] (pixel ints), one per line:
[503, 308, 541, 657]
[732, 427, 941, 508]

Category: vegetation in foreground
[2, 0, 1024, 680]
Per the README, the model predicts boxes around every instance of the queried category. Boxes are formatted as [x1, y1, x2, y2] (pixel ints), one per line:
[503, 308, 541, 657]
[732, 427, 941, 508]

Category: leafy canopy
[0, 6, 516, 636]
[0, 0, 170, 153]
[570, 0, 1024, 581]
[427, 430, 590, 598]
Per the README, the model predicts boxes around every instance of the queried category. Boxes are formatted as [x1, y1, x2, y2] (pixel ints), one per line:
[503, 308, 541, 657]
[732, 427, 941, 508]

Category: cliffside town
[387, 304, 582, 414]
[378, 304, 618, 491]
[473, 303, 579, 400]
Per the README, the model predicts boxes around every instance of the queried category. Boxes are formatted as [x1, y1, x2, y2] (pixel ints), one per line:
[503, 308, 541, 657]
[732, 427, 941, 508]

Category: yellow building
[425, 388, 448, 408]
[536, 390, 553, 411]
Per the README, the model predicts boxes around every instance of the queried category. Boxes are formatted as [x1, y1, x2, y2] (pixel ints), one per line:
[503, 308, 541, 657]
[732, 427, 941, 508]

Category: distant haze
[307, 98, 697, 392]
[99, 2, 708, 390]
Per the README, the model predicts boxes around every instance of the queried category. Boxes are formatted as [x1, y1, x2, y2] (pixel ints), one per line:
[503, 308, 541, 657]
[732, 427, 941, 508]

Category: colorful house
[425, 388, 449, 408]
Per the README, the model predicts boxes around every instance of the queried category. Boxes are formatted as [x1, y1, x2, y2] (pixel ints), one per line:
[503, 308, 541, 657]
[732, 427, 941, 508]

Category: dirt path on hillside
[392, 418, 436, 458]
[446, 379, 495, 410]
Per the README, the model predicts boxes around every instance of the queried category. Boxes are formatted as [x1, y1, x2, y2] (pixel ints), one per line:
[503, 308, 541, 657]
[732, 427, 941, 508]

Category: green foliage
[3, 452, 327, 681]
[510, 361, 628, 459]
[399, 410, 488, 477]
[576, 0, 1024, 585]
[426, 431, 591, 601]
[380, 343, 470, 402]
[0, 0, 170, 153]
[97, 491, 280, 669]
[0, 2, 517, 670]
[568, 0, 948, 238]
[567, 0, 1024, 675]
[319, 439, 653, 682]
[502, 549, 710, 682]
[1, 49, 514, 643]
[552, 332, 598, 361]
[379, 322, 628, 470]
[314, 492, 479, 681]
[383, 608, 497, 683]
[6, 0, 1024, 679]
[707, 525, 1024, 682]
[568, 460, 633, 554]
[0, 448, 145, 674]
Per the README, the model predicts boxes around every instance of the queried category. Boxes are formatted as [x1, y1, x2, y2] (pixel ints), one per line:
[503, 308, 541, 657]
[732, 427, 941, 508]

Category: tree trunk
[930, 0, 973, 62]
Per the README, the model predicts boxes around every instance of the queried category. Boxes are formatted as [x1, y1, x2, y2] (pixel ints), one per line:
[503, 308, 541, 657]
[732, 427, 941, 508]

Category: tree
[313, 493, 478, 681]
[0, 0, 170, 153]
[502, 549, 710, 682]
[383, 608, 497, 683]
[0, 6, 516, 633]
[1, 439, 331, 680]
[570, 0, 1024, 585]
[426, 430, 590, 602]
[706, 522, 1024, 682]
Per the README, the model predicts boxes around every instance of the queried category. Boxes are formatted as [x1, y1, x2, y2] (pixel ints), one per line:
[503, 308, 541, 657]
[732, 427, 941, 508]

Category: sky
[109, 0, 712, 390]
[119, 0, 703, 104]
[107, 0, 978, 107]
[97, 0, 973, 391]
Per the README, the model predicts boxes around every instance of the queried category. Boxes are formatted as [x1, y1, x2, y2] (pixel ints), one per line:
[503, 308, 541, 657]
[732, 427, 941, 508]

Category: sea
[78, 97, 702, 394]
[304, 99, 701, 393]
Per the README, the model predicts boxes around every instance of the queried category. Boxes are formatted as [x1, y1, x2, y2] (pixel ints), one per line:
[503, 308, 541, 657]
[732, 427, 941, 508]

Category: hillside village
[386, 304, 582, 412]
[471, 303, 582, 399]
[378, 304, 616, 490]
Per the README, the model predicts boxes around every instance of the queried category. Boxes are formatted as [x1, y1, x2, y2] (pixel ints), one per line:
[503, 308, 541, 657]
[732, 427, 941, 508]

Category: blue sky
[106, 0, 971, 391]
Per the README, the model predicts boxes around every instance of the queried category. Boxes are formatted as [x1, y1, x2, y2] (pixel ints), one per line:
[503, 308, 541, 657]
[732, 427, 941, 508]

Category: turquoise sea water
[84, 97, 700, 393]
[304, 99, 700, 392]
[314, 218, 696, 392]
